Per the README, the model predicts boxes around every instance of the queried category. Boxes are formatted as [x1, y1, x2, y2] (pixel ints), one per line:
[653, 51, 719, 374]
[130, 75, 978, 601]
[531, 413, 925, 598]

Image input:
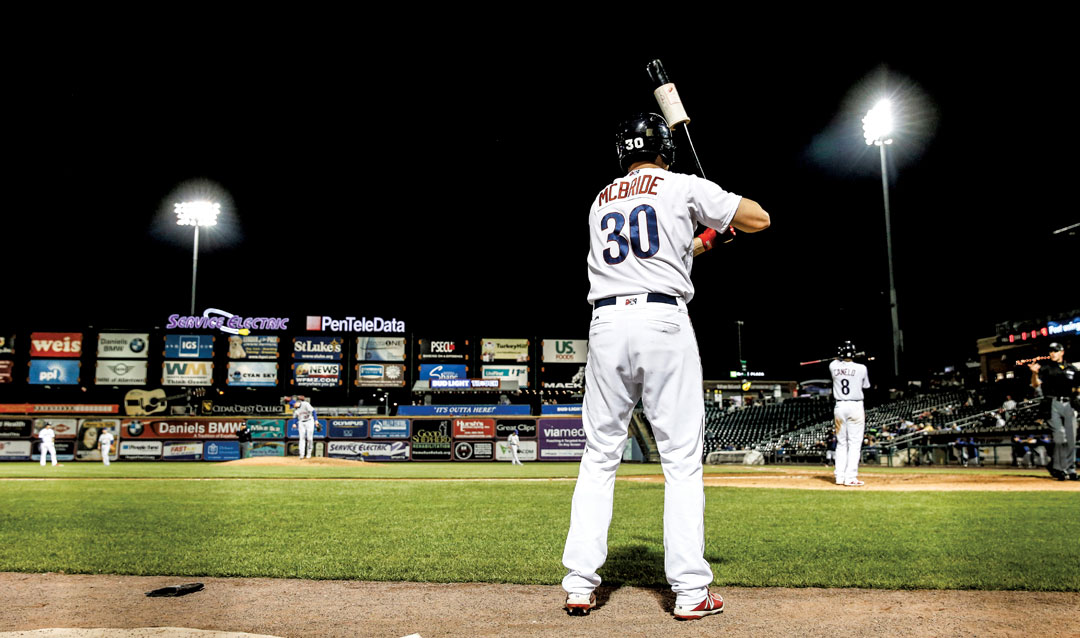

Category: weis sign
[29, 333, 83, 358]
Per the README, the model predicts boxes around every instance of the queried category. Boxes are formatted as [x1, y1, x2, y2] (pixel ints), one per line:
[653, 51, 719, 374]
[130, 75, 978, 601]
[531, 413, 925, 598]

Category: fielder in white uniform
[562, 113, 770, 620]
[508, 430, 523, 465]
[830, 342, 871, 486]
[98, 429, 115, 466]
[293, 396, 316, 459]
[38, 423, 57, 467]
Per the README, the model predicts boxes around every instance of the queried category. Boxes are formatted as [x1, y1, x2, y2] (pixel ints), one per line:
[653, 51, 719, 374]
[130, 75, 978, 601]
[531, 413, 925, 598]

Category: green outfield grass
[1, 462, 1077, 591]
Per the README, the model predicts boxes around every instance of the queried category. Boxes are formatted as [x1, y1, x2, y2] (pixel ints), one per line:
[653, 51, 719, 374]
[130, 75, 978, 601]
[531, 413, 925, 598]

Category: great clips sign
[30, 333, 83, 358]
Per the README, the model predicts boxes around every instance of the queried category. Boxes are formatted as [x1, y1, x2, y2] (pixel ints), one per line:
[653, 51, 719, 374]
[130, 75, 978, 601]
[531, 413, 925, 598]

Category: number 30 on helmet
[616, 113, 675, 173]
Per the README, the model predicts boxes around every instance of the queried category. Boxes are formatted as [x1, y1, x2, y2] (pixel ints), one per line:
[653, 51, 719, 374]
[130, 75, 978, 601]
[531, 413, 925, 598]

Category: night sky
[9, 37, 1075, 382]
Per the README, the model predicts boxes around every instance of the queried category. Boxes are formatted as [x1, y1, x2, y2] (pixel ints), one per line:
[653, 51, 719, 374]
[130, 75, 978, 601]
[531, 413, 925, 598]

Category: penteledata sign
[307, 315, 406, 334]
[97, 333, 150, 359]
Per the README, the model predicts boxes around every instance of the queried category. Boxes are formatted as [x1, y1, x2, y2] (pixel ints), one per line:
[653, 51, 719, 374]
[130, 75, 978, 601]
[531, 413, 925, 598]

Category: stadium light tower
[175, 200, 220, 315]
[863, 99, 902, 378]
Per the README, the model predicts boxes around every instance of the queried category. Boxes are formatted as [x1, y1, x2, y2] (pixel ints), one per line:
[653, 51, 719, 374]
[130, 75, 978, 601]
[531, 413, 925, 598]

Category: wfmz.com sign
[164, 335, 215, 359]
[226, 362, 278, 387]
[162, 361, 213, 386]
[356, 337, 407, 361]
[292, 363, 341, 387]
[95, 360, 147, 386]
[293, 337, 343, 361]
[97, 333, 149, 359]
[542, 339, 588, 364]
[28, 360, 80, 385]
[355, 363, 406, 387]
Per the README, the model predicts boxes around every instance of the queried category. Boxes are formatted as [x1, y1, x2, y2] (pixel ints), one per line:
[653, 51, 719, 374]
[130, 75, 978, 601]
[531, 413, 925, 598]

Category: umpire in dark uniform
[1028, 342, 1079, 481]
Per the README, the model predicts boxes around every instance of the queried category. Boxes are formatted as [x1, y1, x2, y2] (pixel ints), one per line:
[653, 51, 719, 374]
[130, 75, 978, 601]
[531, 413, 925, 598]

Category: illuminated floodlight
[174, 201, 220, 227]
[862, 99, 894, 145]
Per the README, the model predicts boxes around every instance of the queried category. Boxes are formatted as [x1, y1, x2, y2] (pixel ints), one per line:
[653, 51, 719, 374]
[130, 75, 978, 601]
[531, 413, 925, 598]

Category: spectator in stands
[1002, 395, 1017, 412]
[994, 409, 1007, 428]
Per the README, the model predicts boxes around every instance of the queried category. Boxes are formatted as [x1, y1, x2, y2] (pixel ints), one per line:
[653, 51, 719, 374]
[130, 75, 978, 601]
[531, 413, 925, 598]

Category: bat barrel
[646, 59, 670, 88]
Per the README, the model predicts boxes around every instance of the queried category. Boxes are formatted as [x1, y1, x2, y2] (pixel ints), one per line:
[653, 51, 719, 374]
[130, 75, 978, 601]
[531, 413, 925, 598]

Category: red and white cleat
[565, 592, 596, 616]
[845, 479, 866, 487]
[674, 591, 724, 620]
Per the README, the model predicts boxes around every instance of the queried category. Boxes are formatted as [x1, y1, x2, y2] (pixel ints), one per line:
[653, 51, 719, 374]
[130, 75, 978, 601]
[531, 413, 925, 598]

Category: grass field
[1, 462, 1077, 592]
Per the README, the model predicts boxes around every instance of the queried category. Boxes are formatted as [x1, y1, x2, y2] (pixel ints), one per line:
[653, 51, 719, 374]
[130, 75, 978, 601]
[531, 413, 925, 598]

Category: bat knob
[646, 59, 670, 88]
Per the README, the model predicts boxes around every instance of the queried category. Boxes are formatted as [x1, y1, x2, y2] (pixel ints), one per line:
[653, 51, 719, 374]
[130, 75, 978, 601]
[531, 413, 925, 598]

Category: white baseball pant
[511, 445, 522, 465]
[40, 443, 57, 466]
[562, 300, 712, 608]
[298, 420, 315, 458]
[101, 447, 111, 466]
[833, 401, 865, 484]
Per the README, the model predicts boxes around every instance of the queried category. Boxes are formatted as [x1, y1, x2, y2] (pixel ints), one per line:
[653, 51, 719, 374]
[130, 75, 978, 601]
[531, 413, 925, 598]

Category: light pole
[174, 201, 220, 315]
[862, 99, 902, 378]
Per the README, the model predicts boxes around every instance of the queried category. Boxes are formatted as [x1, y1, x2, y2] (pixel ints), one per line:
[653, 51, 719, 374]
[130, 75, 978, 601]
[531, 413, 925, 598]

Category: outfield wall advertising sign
[95, 360, 148, 386]
[0, 360, 12, 384]
[249, 441, 286, 457]
[453, 418, 495, 439]
[327, 418, 368, 439]
[247, 419, 286, 439]
[542, 339, 588, 364]
[97, 333, 149, 359]
[369, 419, 410, 439]
[293, 336, 343, 361]
[0, 418, 32, 438]
[0, 335, 14, 355]
[355, 363, 406, 387]
[121, 418, 244, 439]
[32, 440, 75, 462]
[226, 362, 278, 387]
[227, 335, 279, 360]
[307, 315, 406, 334]
[286, 418, 326, 439]
[287, 441, 325, 457]
[327, 440, 409, 461]
[453, 440, 494, 461]
[540, 365, 586, 391]
[164, 335, 215, 359]
[75, 419, 120, 461]
[292, 362, 342, 387]
[204, 440, 241, 461]
[495, 420, 536, 438]
[537, 418, 587, 460]
[162, 361, 213, 386]
[541, 404, 583, 416]
[163, 441, 203, 460]
[0, 440, 32, 459]
[357, 337, 407, 361]
[28, 360, 80, 385]
[480, 338, 530, 362]
[29, 333, 83, 358]
[32, 418, 78, 438]
[494, 439, 536, 462]
[118, 440, 162, 460]
[410, 420, 453, 460]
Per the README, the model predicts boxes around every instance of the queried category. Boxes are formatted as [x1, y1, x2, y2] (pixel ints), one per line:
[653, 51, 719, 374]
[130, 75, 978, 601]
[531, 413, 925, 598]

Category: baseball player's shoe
[565, 592, 596, 616]
[845, 480, 865, 487]
[673, 591, 724, 620]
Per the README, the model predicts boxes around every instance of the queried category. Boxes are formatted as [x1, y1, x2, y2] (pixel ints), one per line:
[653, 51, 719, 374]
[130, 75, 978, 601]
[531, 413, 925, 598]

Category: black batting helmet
[616, 113, 675, 172]
[837, 341, 857, 359]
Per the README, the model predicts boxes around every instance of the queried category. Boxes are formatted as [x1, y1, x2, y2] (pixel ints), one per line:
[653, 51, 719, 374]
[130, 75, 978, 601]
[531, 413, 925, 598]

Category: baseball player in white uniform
[293, 396, 316, 459]
[38, 423, 57, 467]
[830, 342, 871, 486]
[98, 428, 115, 466]
[562, 113, 770, 620]
[508, 429, 523, 465]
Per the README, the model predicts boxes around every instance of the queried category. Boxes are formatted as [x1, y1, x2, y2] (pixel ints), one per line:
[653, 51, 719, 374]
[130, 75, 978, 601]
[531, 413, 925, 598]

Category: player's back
[586, 169, 740, 304]
[829, 360, 869, 401]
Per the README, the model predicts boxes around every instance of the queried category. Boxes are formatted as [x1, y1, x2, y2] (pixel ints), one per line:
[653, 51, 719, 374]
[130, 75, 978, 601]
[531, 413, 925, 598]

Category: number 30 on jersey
[601, 204, 660, 264]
